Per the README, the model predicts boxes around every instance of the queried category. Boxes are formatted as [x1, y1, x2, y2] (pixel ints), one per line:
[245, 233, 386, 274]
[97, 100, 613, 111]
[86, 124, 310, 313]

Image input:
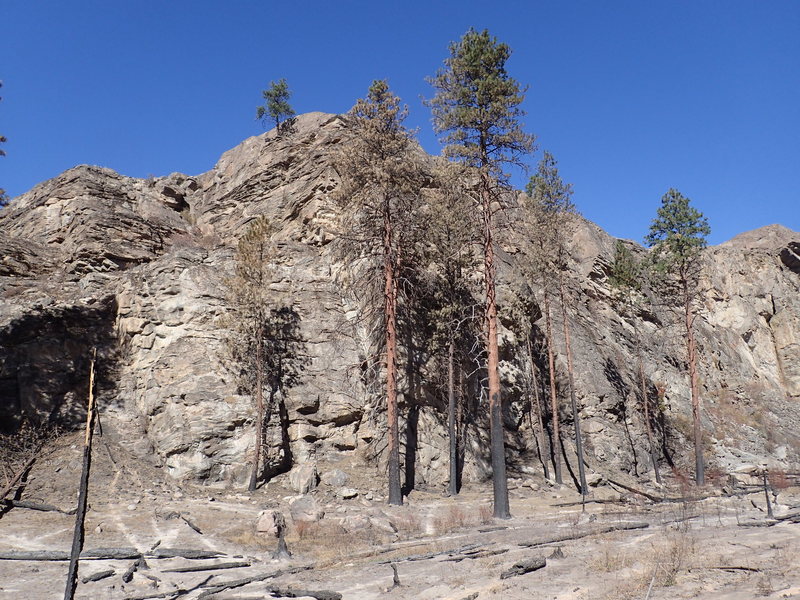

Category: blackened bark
[639, 352, 661, 484]
[448, 338, 458, 496]
[543, 291, 562, 484]
[248, 326, 265, 492]
[64, 350, 97, 600]
[559, 277, 586, 500]
[527, 337, 550, 480]
[685, 281, 704, 486]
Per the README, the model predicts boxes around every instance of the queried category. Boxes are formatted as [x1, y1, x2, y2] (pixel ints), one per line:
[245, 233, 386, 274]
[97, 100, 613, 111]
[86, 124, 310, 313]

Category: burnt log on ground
[163, 560, 251, 573]
[500, 557, 547, 579]
[196, 565, 314, 599]
[1, 499, 76, 514]
[81, 569, 115, 583]
[265, 586, 342, 600]
[0, 547, 225, 561]
[518, 521, 649, 548]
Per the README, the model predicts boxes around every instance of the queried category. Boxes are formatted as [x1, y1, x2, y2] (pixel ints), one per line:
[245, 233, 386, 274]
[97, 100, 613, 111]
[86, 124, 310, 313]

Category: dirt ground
[2, 428, 799, 600]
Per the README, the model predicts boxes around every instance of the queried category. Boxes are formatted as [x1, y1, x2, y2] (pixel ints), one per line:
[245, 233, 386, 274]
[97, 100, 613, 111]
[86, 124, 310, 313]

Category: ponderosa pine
[335, 80, 423, 505]
[645, 188, 710, 486]
[428, 28, 535, 519]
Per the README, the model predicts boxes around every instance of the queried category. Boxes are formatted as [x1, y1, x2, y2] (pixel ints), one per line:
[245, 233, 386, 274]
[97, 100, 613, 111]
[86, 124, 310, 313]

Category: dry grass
[432, 504, 468, 534]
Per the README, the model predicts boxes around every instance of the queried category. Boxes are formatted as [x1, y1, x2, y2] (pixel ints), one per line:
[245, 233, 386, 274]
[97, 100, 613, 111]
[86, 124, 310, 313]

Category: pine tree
[425, 160, 480, 496]
[224, 217, 300, 491]
[428, 28, 535, 519]
[609, 240, 662, 483]
[256, 78, 296, 132]
[527, 151, 587, 500]
[644, 188, 710, 485]
[335, 80, 423, 505]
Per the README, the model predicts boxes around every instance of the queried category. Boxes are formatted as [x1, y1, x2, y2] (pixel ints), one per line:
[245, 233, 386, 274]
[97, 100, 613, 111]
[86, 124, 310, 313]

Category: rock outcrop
[1, 112, 798, 489]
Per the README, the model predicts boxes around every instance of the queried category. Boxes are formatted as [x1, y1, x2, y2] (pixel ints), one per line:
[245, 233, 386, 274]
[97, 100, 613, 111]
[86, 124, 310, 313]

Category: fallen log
[163, 560, 251, 573]
[196, 565, 314, 599]
[0, 448, 42, 501]
[379, 542, 483, 564]
[122, 557, 147, 583]
[266, 586, 342, 600]
[81, 569, 115, 583]
[0, 546, 223, 561]
[123, 574, 213, 600]
[148, 548, 224, 560]
[443, 548, 509, 562]
[518, 521, 649, 548]
[181, 515, 203, 535]
[500, 556, 546, 579]
[1, 499, 75, 514]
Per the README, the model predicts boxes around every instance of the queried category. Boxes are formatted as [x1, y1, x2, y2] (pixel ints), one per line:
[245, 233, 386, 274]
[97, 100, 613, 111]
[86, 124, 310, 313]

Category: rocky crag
[1, 112, 798, 491]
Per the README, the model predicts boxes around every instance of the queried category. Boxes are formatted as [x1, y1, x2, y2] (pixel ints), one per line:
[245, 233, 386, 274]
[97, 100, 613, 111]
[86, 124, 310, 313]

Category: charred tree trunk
[639, 350, 661, 484]
[248, 325, 265, 492]
[482, 178, 509, 519]
[448, 337, 458, 496]
[543, 290, 562, 484]
[684, 281, 704, 486]
[527, 338, 550, 480]
[64, 349, 97, 600]
[559, 276, 587, 500]
[385, 201, 402, 506]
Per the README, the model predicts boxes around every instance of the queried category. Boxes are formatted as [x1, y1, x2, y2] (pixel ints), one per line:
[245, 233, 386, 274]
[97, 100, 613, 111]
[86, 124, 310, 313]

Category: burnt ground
[2, 425, 800, 600]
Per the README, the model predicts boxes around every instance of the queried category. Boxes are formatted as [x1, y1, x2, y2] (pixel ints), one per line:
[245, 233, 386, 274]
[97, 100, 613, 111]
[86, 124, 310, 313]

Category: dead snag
[64, 348, 98, 600]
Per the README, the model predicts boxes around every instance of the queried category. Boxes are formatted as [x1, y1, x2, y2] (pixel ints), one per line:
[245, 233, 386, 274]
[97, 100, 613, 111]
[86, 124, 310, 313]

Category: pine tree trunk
[638, 350, 661, 484]
[385, 207, 402, 506]
[448, 337, 458, 496]
[527, 338, 550, 480]
[64, 350, 97, 600]
[559, 276, 587, 499]
[483, 179, 509, 519]
[543, 290, 562, 484]
[248, 326, 265, 492]
[685, 284, 704, 486]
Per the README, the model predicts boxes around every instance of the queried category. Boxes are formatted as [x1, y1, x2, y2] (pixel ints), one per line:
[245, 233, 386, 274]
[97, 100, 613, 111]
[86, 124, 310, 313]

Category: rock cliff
[1, 112, 798, 489]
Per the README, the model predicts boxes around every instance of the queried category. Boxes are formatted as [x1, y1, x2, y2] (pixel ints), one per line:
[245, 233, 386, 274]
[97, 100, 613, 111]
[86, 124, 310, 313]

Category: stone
[320, 468, 349, 488]
[289, 463, 319, 494]
[289, 495, 324, 523]
[256, 510, 280, 536]
[337, 487, 359, 500]
[586, 472, 604, 487]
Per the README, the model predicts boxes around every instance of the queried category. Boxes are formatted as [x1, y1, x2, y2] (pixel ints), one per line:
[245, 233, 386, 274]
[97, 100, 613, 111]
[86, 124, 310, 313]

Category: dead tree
[64, 348, 97, 600]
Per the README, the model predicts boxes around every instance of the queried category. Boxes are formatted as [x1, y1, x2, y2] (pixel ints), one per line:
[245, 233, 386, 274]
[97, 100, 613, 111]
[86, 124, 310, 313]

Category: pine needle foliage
[256, 78, 296, 131]
[427, 28, 534, 180]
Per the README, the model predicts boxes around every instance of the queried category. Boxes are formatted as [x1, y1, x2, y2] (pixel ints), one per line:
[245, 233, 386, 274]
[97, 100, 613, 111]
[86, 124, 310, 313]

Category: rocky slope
[1, 112, 798, 490]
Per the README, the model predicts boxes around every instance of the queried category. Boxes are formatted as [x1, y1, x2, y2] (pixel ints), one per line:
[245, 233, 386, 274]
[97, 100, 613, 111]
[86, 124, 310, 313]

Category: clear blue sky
[2, 1, 798, 244]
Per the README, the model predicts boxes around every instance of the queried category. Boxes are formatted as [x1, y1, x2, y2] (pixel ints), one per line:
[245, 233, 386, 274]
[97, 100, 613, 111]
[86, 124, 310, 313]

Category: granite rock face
[1, 112, 798, 488]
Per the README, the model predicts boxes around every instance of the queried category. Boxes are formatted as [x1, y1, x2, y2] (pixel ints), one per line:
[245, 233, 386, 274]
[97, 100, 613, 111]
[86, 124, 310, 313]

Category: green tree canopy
[426, 28, 534, 180]
[256, 78, 296, 130]
[644, 188, 710, 272]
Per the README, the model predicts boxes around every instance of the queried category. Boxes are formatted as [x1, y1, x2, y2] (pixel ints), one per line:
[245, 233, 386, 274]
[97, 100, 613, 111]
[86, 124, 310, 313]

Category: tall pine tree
[335, 80, 423, 505]
[427, 28, 535, 518]
[645, 188, 710, 485]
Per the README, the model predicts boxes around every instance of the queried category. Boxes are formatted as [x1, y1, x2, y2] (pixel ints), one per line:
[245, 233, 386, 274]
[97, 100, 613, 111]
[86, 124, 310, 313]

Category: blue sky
[2, 1, 798, 244]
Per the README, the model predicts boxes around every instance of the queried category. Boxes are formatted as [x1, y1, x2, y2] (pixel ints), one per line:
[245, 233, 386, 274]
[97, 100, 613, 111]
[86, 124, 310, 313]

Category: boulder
[289, 495, 324, 523]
